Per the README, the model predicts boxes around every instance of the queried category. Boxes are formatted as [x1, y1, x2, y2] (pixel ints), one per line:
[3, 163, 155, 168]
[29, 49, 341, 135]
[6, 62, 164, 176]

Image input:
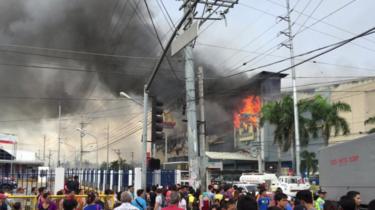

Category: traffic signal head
[152, 98, 164, 142]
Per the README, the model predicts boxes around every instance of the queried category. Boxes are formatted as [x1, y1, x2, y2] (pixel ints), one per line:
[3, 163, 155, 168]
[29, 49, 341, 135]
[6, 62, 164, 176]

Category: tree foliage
[300, 150, 318, 176]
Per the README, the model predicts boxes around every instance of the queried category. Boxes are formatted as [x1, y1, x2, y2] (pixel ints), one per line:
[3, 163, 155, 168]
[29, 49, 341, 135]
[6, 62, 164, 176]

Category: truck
[239, 173, 279, 191]
[319, 134, 375, 205]
[278, 176, 310, 197]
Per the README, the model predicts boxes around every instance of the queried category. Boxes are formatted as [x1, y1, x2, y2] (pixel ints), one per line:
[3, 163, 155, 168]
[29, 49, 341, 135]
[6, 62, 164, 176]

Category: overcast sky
[159, 0, 375, 89]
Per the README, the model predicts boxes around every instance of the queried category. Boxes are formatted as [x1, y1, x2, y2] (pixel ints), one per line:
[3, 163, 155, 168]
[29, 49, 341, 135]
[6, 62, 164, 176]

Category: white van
[239, 173, 279, 191]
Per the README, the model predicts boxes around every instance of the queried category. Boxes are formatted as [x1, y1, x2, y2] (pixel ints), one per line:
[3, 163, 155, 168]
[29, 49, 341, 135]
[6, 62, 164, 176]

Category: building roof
[205, 151, 257, 161]
[0, 148, 44, 165]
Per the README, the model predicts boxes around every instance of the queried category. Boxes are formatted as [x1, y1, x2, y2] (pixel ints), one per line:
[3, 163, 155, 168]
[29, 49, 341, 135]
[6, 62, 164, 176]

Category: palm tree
[364, 117, 375, 133]
[300, 151, 318, 177]
[307, 95, 351, 145]
[260, 95, 312, 172]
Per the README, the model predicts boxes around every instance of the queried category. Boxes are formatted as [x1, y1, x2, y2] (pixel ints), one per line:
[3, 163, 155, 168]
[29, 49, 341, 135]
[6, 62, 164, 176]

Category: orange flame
[233, 96, 261, 128]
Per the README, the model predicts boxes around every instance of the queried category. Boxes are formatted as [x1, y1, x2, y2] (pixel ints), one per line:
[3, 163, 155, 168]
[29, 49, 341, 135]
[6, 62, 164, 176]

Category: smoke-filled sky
[0, 0, 375, 166]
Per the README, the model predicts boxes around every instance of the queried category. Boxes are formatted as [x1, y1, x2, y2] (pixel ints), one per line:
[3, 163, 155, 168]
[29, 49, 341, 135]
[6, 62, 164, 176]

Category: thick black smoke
[0, 0, 184, 120]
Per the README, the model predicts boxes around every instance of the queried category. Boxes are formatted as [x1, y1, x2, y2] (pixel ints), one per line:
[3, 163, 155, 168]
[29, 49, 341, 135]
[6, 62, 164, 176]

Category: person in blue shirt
[131, 189, 147, 210]
[258, 189, 271, 210]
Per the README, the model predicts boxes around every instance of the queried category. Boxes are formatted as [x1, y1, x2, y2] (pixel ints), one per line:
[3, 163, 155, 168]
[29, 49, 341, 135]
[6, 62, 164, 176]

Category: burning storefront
[152, 71, 287, 179]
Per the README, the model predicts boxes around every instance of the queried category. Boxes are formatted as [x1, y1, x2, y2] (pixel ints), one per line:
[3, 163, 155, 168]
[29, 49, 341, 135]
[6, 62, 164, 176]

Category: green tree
[307, 95, 351, 145]
[260, 95, 312, 172]
[300, 150, 318, 177]
[364, 117, 375, 133]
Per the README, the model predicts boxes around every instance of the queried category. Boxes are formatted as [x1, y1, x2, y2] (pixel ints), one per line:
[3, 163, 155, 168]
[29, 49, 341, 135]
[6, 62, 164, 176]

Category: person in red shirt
[162, 191, 184, 210]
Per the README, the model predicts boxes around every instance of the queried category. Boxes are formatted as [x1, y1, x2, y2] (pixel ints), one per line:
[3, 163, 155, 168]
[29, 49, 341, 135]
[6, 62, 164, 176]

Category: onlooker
[161, 191, 184, 210]
[94, 192, 105, 210]
[178, 192, 187, 210]
[154, 188, 164, 210]
[274, 193, 288, 210]
[323, 200, 340, 210]
[84, 192, 102, 210]
[38, 192, 57, 210]
[368, 199, 375, 210]
[258, 189, 270, 210]
[114, 192, 138, 210]
[131, 189, 147, 210]
[13, 202, 21, 210]
[127, 186, 135, 200]
[0, 193, 8, 210]
[237, 194, 257, 210]
[315, 190, 327, 210]
[339, 196, 356, 210]
[62, 193, 78, 210]
[150, 186, 157, 210]
[67, 176, 80, 195]
[346, 191, 361, 209]
[295, 190, 316, 210]
[220, 199, 236, 210]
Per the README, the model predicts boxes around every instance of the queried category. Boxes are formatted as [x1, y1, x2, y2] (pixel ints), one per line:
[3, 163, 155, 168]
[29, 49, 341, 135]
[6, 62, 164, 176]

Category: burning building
[153, 71, 287, 179]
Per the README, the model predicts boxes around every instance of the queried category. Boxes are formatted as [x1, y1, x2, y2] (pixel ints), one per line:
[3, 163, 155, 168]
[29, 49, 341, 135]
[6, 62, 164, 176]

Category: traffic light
[151, 98, 165, 142]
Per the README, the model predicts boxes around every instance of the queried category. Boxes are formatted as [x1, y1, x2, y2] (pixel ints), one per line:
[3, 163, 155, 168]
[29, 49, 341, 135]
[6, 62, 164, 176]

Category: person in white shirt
[178, 192, 187, 210]
[114, 192, 139, 210]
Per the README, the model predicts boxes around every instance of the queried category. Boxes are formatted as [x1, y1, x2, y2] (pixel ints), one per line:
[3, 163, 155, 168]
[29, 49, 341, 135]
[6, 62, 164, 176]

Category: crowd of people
[0, 181, 374, 210]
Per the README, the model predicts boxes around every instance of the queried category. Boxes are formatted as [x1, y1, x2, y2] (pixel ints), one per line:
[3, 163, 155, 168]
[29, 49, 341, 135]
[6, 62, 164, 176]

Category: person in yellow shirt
[214, 189, 223, 202]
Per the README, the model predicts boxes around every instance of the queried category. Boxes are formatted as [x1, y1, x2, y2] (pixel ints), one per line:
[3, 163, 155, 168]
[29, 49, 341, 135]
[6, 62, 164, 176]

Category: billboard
[233, 96, 261, 146]
[0, 134, 17, 144]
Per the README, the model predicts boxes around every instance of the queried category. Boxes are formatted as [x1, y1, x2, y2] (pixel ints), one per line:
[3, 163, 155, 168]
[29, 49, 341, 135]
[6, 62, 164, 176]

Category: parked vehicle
[239, 173, 279, 191]
[319, 134, 375, 206]
[233, 183, 258, 194]
[278, 176, 310, 197]
[0, 177, 17, 191]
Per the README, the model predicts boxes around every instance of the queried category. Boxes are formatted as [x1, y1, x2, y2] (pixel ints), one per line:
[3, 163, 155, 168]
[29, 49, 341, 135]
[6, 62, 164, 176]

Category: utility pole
[57, 104, 62, 167]
[48, 149, 52, 168]
[106, 123, 110, 171]
[184, 0, 200, 188]
[180, 0, 238, 190]
[113, 149, 122, 170]
[43, 135, 46, 164]
[143, 0, 237, 189]
[79, 119, 88, 169]
[279, 0, 301, 175]
[197, 66, 207, 190]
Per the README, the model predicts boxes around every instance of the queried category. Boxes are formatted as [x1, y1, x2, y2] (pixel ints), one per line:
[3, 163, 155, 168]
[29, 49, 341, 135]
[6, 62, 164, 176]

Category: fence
[0, 168, 179, 194]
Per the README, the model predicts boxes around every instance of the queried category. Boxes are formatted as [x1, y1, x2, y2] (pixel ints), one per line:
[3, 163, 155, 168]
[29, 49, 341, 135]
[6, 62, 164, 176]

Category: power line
[142, 0, 182, 82]
[156, 0, 175, 30]
[292, 0, 313, 26]
[294, 0, 324, 34]
[0, 44, 158, 60]
[211, 26, 375, 79]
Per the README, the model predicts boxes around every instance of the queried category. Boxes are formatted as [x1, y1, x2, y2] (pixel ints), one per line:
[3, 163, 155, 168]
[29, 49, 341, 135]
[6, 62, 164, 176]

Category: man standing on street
[115, 192, 138, 210]
[295, 190, 316, 210]
[315, 190, 327, 210]
[162, 191, 184, 210]
[131, 189, 147, 210]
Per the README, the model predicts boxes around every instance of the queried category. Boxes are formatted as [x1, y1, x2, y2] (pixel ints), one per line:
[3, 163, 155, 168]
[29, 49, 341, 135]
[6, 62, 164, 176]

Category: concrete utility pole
[184, 22, 200, 188]
[79, 120, 86, 169]
[57, 104, 62, 167]
[48, 149, 52, 168]
[107, 123, 110, 171]
[279, 0, 301, 175]
[43, 135, 46, 164]
[141, 86, 148, 190]
[143, 0, 237, 189]
[198, 66, 207, 190]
